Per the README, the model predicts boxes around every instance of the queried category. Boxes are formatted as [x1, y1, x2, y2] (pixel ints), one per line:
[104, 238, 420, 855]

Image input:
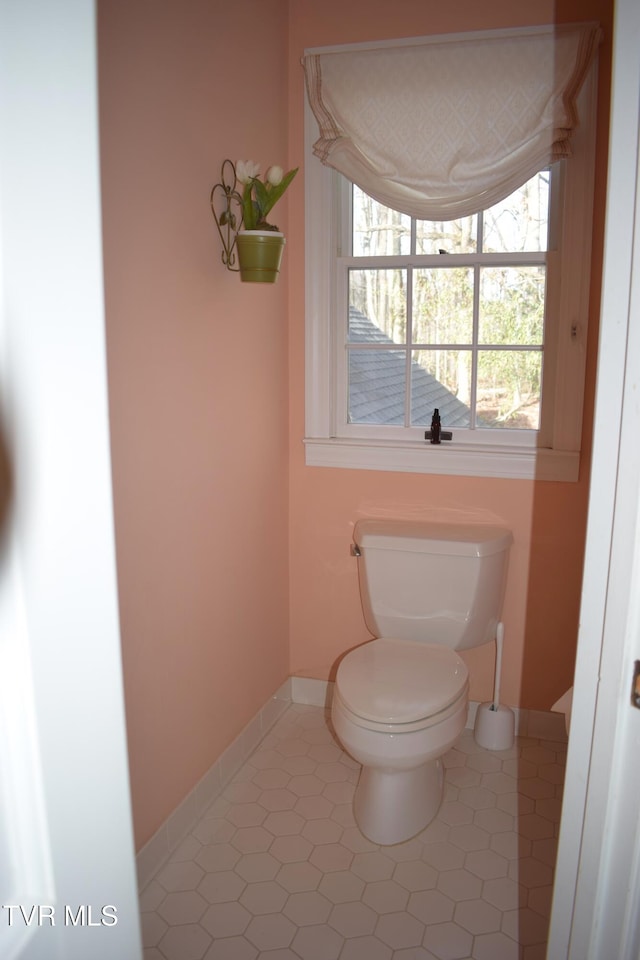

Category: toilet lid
[337, 638, 468, 724]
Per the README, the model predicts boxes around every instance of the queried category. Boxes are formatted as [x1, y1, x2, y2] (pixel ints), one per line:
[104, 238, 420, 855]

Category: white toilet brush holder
[474, 622, 515, 751]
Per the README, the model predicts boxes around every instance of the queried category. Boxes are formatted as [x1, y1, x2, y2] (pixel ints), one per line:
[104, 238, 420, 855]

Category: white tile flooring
[140, 703, 566, 960]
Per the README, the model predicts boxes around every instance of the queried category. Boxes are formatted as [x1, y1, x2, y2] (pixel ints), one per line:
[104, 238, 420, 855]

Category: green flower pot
[236, 230, 286, 283]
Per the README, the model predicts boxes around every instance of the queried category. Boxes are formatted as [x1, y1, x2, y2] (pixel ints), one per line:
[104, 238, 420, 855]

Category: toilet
[332, 519, 512, 845]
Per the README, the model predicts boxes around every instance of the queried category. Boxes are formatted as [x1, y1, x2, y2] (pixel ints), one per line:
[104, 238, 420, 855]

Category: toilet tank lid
[354, 519, 513, 557]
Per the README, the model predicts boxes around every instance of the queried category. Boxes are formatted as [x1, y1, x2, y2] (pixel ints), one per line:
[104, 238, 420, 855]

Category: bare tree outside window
[348, 173, 549, 430]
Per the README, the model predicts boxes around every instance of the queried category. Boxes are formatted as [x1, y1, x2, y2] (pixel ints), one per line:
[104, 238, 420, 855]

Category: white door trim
[0, 1, 142, 957]
[547, 0, 640, 954]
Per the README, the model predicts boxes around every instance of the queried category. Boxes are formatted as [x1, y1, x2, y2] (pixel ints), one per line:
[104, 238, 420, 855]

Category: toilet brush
[474, 622, 515, 750]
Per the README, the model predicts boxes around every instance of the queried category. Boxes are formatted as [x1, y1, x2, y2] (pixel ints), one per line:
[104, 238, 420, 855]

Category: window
[343, 171, 551, 436]
[303, 32, 599, 481]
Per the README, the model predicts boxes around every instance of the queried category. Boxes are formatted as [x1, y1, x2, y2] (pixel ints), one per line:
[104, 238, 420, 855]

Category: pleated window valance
[302, 23, 601, 220]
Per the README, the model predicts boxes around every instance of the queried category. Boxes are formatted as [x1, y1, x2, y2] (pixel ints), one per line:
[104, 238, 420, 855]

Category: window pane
[413, 268, 474, 344]
[479, 266, 545, 345]
[348, 269, 406, 344]
[476, 350, 541, 429]
[416, 215, 478, 254]
[352, 185, 411, 256]
[348, 349, 406, 424]
[482, 171, 550, 253]
[410, 350, 471, 426]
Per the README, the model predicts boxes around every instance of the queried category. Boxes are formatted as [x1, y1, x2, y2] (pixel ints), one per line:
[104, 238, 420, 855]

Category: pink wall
[287, 0, 613, 709]
[99, 0, 291, 849]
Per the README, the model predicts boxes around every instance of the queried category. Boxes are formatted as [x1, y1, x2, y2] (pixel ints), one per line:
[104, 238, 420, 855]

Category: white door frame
[0, 1, 142, 957]
[548, 0, 640, 955]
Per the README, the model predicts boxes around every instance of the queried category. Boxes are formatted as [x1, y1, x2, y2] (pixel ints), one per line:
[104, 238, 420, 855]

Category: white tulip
[266, 165, 284, 186]
[236, 159, 260, 184]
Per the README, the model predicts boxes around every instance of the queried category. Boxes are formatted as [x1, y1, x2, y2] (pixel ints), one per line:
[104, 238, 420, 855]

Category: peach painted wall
[287, 0, 614, 709]
[98, 0, 291, 849]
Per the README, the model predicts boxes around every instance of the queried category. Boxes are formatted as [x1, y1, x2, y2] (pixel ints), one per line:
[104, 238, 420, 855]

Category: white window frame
[304, 41, 598, 482]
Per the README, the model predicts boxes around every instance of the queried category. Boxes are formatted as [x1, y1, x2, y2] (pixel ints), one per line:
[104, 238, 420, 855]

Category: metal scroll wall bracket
[210, 159, 243, 272]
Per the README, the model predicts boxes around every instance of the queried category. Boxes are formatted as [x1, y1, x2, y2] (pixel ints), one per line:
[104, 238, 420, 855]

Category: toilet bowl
[331, 520, 512, 846]
[332, 637, 469, 844]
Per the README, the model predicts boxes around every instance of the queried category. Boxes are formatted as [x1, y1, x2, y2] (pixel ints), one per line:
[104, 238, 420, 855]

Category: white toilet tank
[354, 519, 512, 651]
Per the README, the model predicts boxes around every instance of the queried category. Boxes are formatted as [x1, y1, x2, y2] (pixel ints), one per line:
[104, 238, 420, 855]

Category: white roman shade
[303, 23, 601, 220]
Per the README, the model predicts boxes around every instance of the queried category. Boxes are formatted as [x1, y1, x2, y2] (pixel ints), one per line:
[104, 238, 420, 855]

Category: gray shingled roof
[348, 307, 471, 427]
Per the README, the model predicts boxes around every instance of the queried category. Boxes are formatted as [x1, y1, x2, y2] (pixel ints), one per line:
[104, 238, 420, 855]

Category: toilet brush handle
[493, 622, 505, 710]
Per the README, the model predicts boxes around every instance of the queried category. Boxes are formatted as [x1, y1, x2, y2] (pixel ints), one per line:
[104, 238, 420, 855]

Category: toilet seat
[336, 638, 469, 731]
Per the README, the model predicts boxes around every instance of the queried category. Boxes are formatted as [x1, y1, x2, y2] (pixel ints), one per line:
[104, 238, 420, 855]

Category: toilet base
[353, 758, 444, 846]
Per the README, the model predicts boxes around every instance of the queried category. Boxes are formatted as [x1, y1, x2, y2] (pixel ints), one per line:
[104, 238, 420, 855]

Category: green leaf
[241, 182, 258, 230]
[261, 167, 298, 218]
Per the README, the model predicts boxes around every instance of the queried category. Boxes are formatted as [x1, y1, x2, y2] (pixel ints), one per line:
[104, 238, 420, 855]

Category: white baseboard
[136, 677, 292, 891]
[290, 676, 334, 707]
[136, 674, 567, 891]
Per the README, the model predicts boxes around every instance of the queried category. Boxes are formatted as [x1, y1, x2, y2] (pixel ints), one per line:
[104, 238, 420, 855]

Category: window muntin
[342, 172, 550, 436]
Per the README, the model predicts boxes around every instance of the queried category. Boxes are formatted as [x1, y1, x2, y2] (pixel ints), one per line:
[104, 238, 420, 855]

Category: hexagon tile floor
[140, 703, 566, 960]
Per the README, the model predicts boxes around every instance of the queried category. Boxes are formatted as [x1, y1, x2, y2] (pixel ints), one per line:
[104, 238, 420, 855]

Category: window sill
[304, 437, 579, 481]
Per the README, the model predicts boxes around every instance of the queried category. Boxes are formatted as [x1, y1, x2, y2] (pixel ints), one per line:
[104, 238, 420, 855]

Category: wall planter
[210, 159, 297, 282]
[236, 230, 285, 283]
